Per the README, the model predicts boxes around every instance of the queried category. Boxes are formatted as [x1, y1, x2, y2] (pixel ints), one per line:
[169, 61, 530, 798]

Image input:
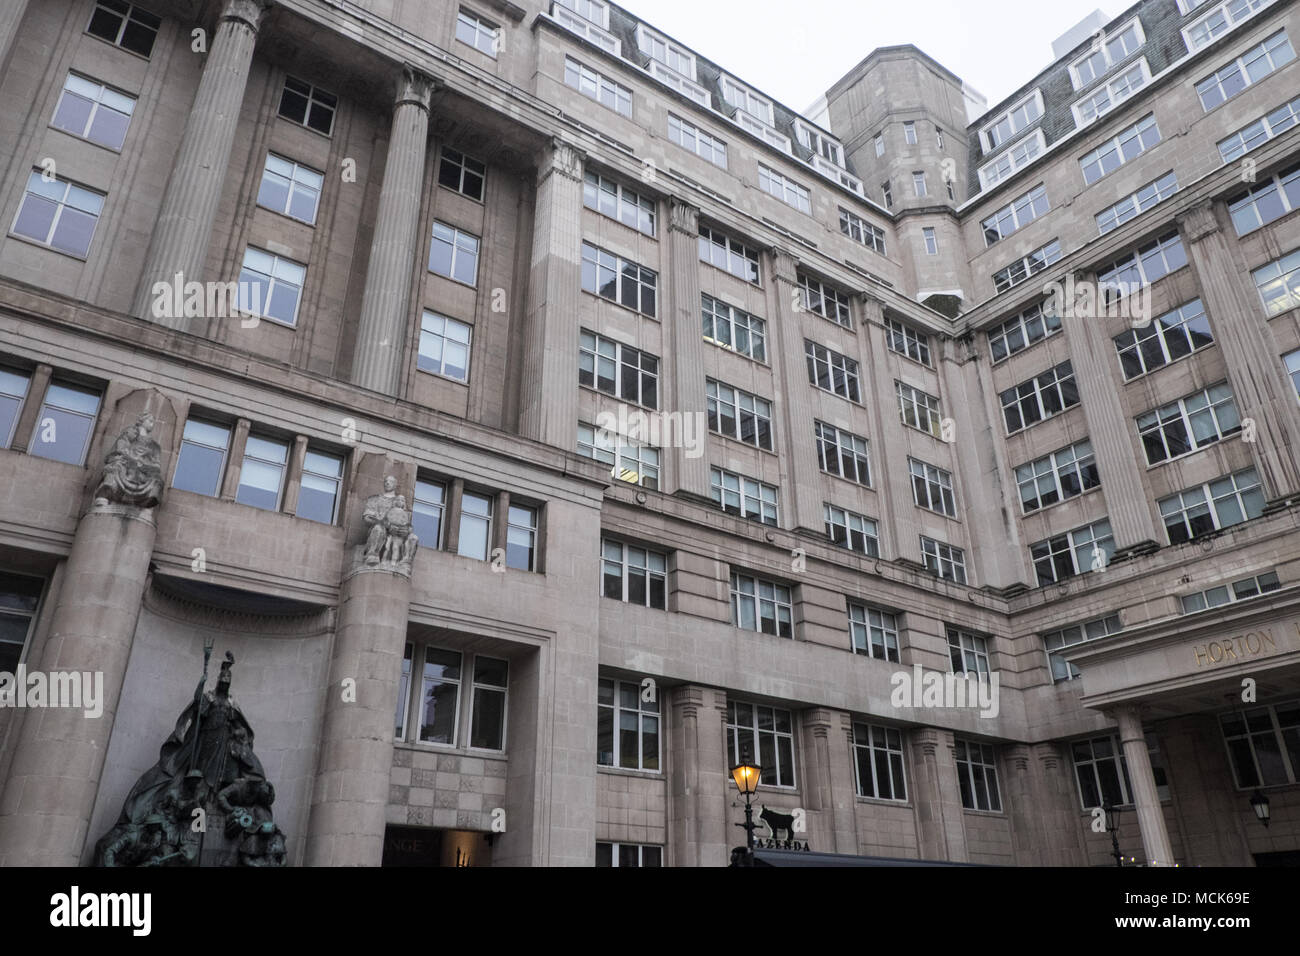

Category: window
[601, 539, 667, 608]
[278, 77, 337, 136]
[912, 171, 927, 198]
[582, 171, 655, 236]
[237, 247, 306, 327]
[172, 418, 230, 497]
[796, 122, 844, 166]
[922, 537, 967, 584]
[1137, 383, 1241, 465]
[1080, 114, 1161, 185]
[235, 435, 288, 511]
[1000, 361, 1079, 433]
[552, 0, 617, 52]
[805, 341, 860, 401]
[668, 114, 727, 167]
[1031, 518, 1115, 586]
[849, 605, 897, 662]
[1072, 60, 1149, 127]
[720, 76, 773, 125]
[982, 185, 1050, 246]
[581, 242, 657, 316]
[86, 1, 160, 58]
[1220, 702, 1300, 788]
[457, 491, 493, 560]
[988, 300, 1061, 363]
[438, 147, 486, 201]
[710, 467, 778, 525]
[505, 505, 537, 571]
[1182, 570, 1280, 613]
[256, 154, 324, 224]
[1072, 736, 1140, 807]
[701, 295, 765, 360]
[416, 646, 462, 745]
[815, 422, 871, 486]
[469, 656, 508, 749]
[30, 382, 100, 466]
[396, 643, 413, 739]
[758, 165, 811, 213]
[981, 91, 1043, 151]
[1227, 161, 1300, 235]
[1196, 32, 1294, 111]
[881, 181, 892, 208]
[555, 0, 609, 27]
[902, 121, 917, 145]
[897, 382, 942, 438]
[1219, 94, 1300, 163]
[955, 740, 1001, 812]
[1186, 0, 1277, 50]
[0, 571, 43, 674]
[699, 226, 760, 283]
[418, 312, 472, 382]
[1071, 19, 1144, 89]
[885, 318, 932, 366]
[1016, 439, 1099, 514]
[825, 504, 879, 556]
[579, 331, 658, 408]
[839, 208, 887, 255]
[1098, 231, 1187, 294]
[854, 723, 906, 800]
[564, 57, 631, 116]
[1255, 250, 1300, 316]
[598, 678, 660, 770]
[726, 701, 795, 787]
[707, 380, 773, 451]
[1286, 349, 1300, 399]
[595, 843, 663, 867]
[1159, 468, 1264, 544]
[577, 423, 660, 489]
[909, 458, 956, 517]
[0, 367, 31, 449]
[51, 73, 135, 151]
[429, 222, 480, 286]
[922, 227, 938, 255]
[992, 239, 1062, 293]
[1096, 172, 1179, 234]
[799, 273, 852, 327]
[1044, 614, 1122, 682]
[455, 8, 498, 56]
[978, 130, 1044, 188]
[412, 479, 446, 549]
[730, 571, 793, 638]
[874, 133, 885, 157]
[297, 449, 343, 524]
[636, 24, 695, 79]
[11, 171, 104, 258]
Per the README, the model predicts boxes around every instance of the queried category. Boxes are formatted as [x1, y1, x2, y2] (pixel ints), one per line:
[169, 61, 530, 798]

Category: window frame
[428, 221, 481, 287]
[580, 240, 658, 317]
[454, 7, 500, 57]
[709, 467, 779, 525]
[50, 71, 137, 152]
[597, 676, 662, 771]
[922, 536, 967, 584]
[277, 75, 337, 137]
[849, 603, 899, 662]
[600, 537, 668, 609]
[804, 340, 861, 402]
[726, 700, 796, 788]
[853, 722, 908, 801]
[579, 329, 659, 409]
[10, 170, 105, 259]
[954, 739, 1002, 813]
[825, 503, 879, 556]
[815, 422, 871, 486]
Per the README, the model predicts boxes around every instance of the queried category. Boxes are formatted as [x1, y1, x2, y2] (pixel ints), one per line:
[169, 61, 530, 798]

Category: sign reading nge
[1192, 624, 1292, 668]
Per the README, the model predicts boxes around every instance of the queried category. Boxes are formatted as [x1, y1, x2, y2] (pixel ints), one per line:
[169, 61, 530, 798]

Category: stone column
[0, 394, 175, 866]
[908, 727, 968, 862]
[131, 0, 268, 326]
[1114, 705, 1176, 866]
[1036, 741, 1087, 865]
[0, 0, 29, 76]
[767, 250, 821, 532]
[350, 68, 435, 395]
[304, 456, 416, 866]
[667, 684, 729, 866]
[666, 199, 709, 496]
[1178, 200, 1300, 501]
[518, 139, 584, 449]
[799, 709, 858, 853]
[1065, 271, 1161, 549]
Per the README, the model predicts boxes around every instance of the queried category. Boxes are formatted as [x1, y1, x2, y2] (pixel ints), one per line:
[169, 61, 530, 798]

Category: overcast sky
[619, 0, 1118, 117]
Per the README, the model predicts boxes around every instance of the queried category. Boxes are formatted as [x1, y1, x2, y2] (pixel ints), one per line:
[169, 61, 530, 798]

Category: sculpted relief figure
[362, 475, 418, 571]
[94, 412, 164, 509]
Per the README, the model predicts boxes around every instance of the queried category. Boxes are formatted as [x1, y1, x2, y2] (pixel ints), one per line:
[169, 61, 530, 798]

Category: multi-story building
[0, 0, 1297, 867]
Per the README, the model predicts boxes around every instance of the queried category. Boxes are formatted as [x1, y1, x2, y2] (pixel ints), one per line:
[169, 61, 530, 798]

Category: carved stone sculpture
[362, 475, 419, 572]
[93, 412, 164, 509]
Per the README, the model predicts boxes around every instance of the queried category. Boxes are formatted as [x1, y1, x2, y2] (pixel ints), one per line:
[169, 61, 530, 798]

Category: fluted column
[908, 727, 968, 862]
[667, 685, 729, 866]
[0, 0, 29, 76]
[1114, 705, 1176, 866]
[768, 250, 821, 532]
[132, 0, 268, 326]
[666, 199, 709, 495]
[350, 68, 435, 394]
[518, 139, 584, 449]
[1178, 200, 1300, 501]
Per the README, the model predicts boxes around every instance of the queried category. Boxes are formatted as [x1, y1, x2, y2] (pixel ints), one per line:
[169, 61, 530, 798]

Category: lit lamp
[731, 758, 762, 852]
[1250, 789, 1271, 828]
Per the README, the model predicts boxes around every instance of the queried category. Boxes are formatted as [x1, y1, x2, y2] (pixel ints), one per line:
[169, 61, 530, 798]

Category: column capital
[858, 290, 886, 317]
[1176, 199, 1221, 243]
[540, 137, 586, 185]
[668, 197, 699, 235]
[803, 707, 838, 739]
[1033, 741, 1063, 772]
[771, 249, 799, 284]
[396, 65, 436, 111]
[1005, 744, 1032, 773]
[220, 0, 271, 32]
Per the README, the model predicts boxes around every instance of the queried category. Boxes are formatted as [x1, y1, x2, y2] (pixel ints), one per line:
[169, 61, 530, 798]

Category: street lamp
[731, 758, 762, 853]
[1102, 802, 1124, 868]
[1250, 789, 1271, 828]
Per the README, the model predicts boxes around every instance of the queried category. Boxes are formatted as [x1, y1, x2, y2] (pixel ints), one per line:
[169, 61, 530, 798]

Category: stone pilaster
[767, 250, 821, 532]
[0, 0, 29, 75]
[1035, 741, 1087, 865]
[350, 68, 435, 395]
[798, 709, 858, 853]
[1113, 705, 1176, 866]
[518, 139, 584, 450]
[304, 455, 416, 866]
[908, 727, 969, 862]
[1177, 200, 1300, 501]
[666, 199, 709, 496]
[860, 295, 917, 562]
[132, 0, 268, 326]
[667, 684, 729, 866]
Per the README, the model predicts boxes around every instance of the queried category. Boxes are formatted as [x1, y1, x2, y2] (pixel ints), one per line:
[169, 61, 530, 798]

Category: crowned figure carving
[360, 475, 419, 573]
[93, 412, 164, 509]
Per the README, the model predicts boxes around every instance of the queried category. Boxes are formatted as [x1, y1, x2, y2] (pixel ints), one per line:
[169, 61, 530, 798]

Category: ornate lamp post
[1250, 789, 1271, 828]
[731, 758, 762, 854]
[1102, 802, 1124, 868]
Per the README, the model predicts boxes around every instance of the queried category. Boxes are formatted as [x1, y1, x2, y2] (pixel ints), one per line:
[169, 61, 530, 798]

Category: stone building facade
[0, 0, 1297, 866]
